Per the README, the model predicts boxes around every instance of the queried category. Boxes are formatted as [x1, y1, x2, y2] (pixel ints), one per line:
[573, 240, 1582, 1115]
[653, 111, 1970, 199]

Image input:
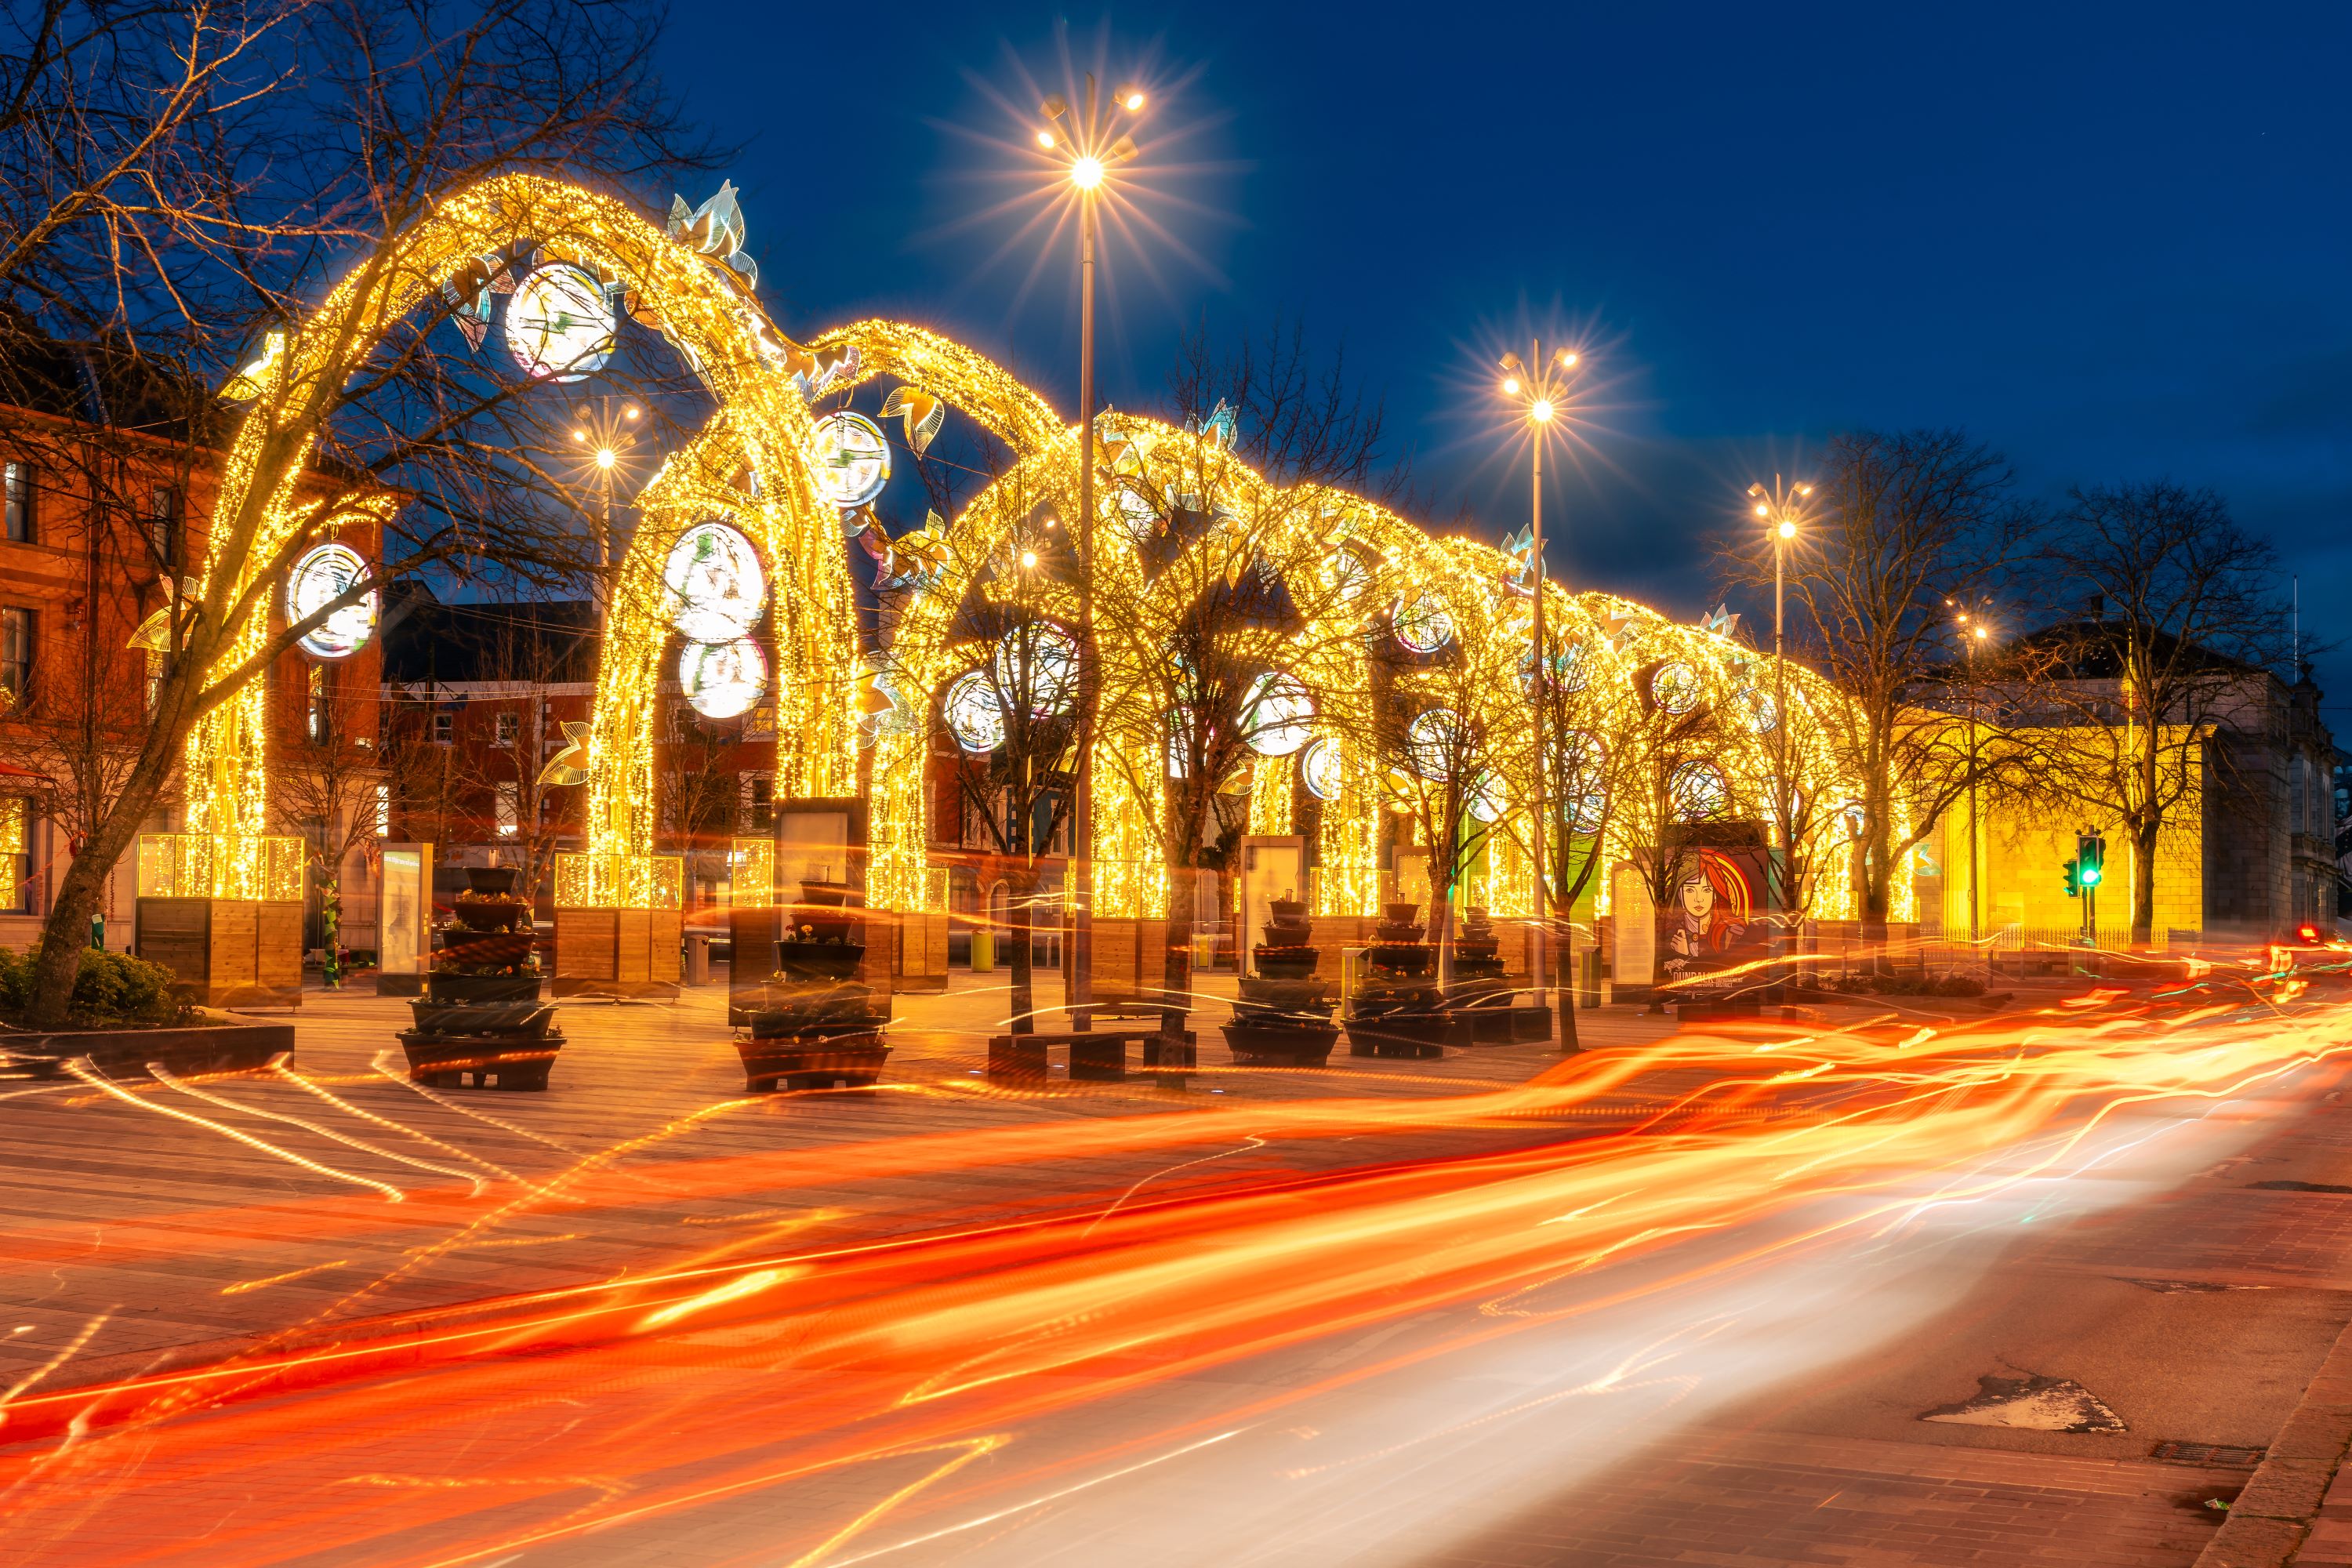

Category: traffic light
[2061, 858, 2081, 898]
[2077, 832, 2106, 889]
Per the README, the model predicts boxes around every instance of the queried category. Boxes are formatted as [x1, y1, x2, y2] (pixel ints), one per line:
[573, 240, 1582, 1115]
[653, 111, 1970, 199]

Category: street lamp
[1498, 342, 1581, 1040]
[1037, 76, 1145, 1033]
[570, 398, 642, 623]
[1950, 601, 1994, 942]
[1747, 475, 1813, 982]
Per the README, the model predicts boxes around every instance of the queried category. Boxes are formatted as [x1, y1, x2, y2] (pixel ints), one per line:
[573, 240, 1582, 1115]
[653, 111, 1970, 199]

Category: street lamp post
[1039, 78, 1143, 1036]
[1748, 477, 1812, 994]
[569, 397, 642, 628]
[1497, 343, 1579, 1045]
[1954, 608, 1992, 942]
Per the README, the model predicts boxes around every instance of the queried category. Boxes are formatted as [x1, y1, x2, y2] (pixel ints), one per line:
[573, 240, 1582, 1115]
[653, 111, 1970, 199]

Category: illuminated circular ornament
[1327, 547, 1372, 602]
[808, 412, 892, 508]
[1111, 486, 1160, 545]
[1241, 672, 1315, 757]
[1670, 760, 1731, 822]
[506, 263, 615, 382]
[1467, 771, 1507, 823]
[1737, 685, 1780, 734]
[1650, 661, 1703, 716]
[943, 670, 1006, 753]
[287, 542, 379, 659]
[1301, 738, 1343, 801]
[662, 522, 766, 642]
[1557, 730, 1608, 833]
[990, 623, 1078, 717]
[1406, 707, 1466, 780]
[677, 637, 768, 720]
[1393, 593, 1455, 655]
[1521, 637, 1592, 699]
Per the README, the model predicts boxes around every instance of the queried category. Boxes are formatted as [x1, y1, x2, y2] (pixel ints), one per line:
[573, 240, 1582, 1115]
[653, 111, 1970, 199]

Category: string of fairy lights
[180, 174, 1894, 925]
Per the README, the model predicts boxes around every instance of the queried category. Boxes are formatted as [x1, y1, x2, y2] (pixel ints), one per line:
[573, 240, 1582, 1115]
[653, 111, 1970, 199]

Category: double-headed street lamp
[1748, 475, 1812, 975]
[1037, 76, 1144, 1032]
[1497, 343, 1579, 1033]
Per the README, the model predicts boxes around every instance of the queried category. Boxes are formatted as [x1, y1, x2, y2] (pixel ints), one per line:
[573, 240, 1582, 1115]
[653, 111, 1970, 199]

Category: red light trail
[2, 979, 2346, 1565]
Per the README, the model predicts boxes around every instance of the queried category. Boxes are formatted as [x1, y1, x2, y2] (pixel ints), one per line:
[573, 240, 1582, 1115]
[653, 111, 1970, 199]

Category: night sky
[655, 3, 2351, 702]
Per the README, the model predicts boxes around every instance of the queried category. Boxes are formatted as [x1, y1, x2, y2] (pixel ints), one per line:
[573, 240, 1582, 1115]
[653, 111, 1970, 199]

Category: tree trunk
[1553, 935, 1579, 1051]
[2132, 818, 2159, 948]
[24, 728, 181, 1026]
[1005, 867, 1037, 1034]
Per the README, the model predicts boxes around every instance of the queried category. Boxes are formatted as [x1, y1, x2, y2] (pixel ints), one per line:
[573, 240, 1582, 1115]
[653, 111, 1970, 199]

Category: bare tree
[9, 0, 717, 1025]
[1094, 314, 1410, 1049]
[1723, 430, 2035, 949]
[2019, 481, 2291, 945]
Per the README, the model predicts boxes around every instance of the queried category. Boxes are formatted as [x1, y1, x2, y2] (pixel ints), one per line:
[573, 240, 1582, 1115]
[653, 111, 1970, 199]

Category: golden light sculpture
[191, 175, 1890, 938]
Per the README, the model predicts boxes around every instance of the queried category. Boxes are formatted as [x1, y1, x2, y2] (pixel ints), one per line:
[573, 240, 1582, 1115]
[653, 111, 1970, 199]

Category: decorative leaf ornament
[880, 387, 945, 455]
[221, 332, 286, 401]
[877, 517, 949, 594]
[1501, 524, 1537, 593]
[1189, 398, 1238, 450]
[666, 180, 757, 289]
[537, 720, 595, 789]
[1700, 602, 1742, 640]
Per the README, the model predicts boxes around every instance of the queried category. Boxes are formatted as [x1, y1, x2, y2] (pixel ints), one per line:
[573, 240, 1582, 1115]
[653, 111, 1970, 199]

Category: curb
[2199, 1310, 2352, 1567]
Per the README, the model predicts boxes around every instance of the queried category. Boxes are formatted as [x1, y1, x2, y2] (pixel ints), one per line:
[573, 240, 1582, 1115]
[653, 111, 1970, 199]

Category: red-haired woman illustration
[1661, 848, 1752, 978]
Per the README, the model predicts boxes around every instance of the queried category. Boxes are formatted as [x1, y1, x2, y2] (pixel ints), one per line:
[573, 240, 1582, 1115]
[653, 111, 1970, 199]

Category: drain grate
[2248, 1180, 2352, 1193]
[2151, 1441, 2265, 1468]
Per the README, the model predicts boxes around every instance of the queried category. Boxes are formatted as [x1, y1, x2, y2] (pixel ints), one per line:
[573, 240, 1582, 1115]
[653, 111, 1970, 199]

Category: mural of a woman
[1660, 847, 1758, 979]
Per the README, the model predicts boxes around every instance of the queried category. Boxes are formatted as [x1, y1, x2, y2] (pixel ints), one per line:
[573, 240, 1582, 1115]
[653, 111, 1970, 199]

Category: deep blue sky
[656, 2, 2352, 699]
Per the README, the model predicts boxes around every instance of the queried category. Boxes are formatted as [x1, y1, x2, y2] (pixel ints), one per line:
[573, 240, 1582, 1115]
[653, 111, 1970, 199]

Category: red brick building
[0, 348, 383, 958]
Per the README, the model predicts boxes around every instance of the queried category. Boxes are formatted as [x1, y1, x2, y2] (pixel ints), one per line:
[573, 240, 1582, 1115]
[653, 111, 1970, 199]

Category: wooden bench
[986, 1028, 1198, 1083]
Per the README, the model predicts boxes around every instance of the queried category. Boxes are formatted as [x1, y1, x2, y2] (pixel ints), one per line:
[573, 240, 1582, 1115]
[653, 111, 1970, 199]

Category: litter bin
[684, 932, 711, 985]
[970, 928, 995, 971]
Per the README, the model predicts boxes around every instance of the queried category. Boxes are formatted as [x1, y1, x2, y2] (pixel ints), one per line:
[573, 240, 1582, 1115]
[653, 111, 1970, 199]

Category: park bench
[985, 1027, 1198, 1083]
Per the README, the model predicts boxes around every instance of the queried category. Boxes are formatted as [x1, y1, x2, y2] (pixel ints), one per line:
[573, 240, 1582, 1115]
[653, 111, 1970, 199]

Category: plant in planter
[1224, 895, 1340, 1065]
[739, 880, 892, 1092]
[0, 942, 292, 1079]
[395, 866, 564, 1090]
[1345, 900, 1468, 1058]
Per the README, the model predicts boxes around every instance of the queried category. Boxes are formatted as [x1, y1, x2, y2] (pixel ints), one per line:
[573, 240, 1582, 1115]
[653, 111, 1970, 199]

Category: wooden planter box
[552, 907, 682, 998]
[2, 1018, 295, 1080]
[135, 898, 303, 1008]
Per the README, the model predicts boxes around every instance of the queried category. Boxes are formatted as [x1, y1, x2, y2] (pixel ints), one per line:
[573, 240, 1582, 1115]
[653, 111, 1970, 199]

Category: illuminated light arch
[191, 172, 852, 903]
[197, 176, 1893, 927]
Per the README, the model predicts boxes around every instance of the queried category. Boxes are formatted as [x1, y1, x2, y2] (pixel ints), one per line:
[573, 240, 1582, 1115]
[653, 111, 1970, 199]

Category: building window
[0, 607, 31, 710]
[495, 783, 520, 837]
[307, 663, 330, 742]
[746, 775, 774, 831]
[147, 486, 179, 567]
[374, 783, 390, 838]
[431, 709, 453, 745]
[494, 711, 519, 748]
[4, 460, 32, 543]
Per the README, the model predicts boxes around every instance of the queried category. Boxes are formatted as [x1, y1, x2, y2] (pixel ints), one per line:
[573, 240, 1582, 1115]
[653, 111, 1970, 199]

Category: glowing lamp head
[1070, 156, 1105, 190]
[624, 405, 641, 420]
[1021, 550, 1039, 568]
[1753, 501, 1769, 517]
[1501, 375, 1522, 396]
[1530, 399, 1555, 423]
[1973, 624, 1989, 640]
[1036, 129, 1056, 149]
[594, 447, 616, 470]
[1122, 90, 1145, 111]
[1556, 349, 1578, 368]
[1777, 520, 1796, 540]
